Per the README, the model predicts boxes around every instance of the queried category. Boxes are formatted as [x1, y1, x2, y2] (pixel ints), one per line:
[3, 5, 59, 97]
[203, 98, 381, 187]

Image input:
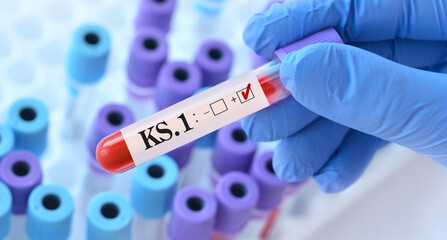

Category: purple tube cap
[0, 150, 42, 214]
[87, 103, 135, 158]
[168, 187, 217, 240]
[214, 172, 259, 234]
[274, 28, 343, 62]
[155, 61, 202, 110]
[127, 27, 168, 88]
[250, 151, 286, 211]
[195, 40, 233, 74]
[212, 121, 257, 175]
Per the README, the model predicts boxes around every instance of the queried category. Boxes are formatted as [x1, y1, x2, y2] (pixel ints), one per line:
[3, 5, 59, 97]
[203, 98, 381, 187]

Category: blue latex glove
[242, 0, 447, 193]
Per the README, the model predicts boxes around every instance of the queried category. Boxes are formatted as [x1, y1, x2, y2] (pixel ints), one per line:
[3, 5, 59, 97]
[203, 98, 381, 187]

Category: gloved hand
[242, 0, 447, 193]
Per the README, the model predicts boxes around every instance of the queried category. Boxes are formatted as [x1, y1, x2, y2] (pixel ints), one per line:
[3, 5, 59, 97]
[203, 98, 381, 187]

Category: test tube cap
[7, 98, 49, 156]
[135, 0, 176, 33]
[166, 140, 195, 169]
[250, 151, 287, 210]
[131, 155, 178, 219]
[0, 182, 12, 239]
[193, 87, 217, 148]
[127, 27, 168, 89]
[194, 40, 233, 86]
[87, 104, 135, 159]
[168, 187, 217, 240]
[0, 150, 42, 214]
[26, 184, 74, 240]
[87, 192, 132, 240]
[155, 61, 202, 110]
[66, 23, 111, 85]
[212, 121, 257, 176]
[214, 172, 259, 234]
[0, 124, 15, 159]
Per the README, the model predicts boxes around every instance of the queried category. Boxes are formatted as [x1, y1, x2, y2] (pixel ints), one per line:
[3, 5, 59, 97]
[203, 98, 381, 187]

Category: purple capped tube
[168, 187, 217, 240]
[195, 40, 233, 87]
[135, 0, 176, 33]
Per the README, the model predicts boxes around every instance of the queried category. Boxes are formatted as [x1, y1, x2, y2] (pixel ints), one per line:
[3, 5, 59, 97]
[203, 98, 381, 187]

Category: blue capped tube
[7, 98, 49, 156]
[87, 192, 132, 240]
[26, 184, 74, 240]
[131, 155, 178, 240]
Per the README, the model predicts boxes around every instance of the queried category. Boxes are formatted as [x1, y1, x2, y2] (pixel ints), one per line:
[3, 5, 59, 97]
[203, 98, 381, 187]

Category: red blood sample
[96, 131, 135, 173]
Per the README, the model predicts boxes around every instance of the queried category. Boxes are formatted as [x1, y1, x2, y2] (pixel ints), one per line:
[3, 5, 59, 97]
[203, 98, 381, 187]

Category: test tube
[210, 121, 257, 186]
[82, 104, 135, 212]
[239, 151, 287, 239]
[26, 184, 74, 240]
[65, 23, 110, 138]
[212, 171, 259, 240]
[167, 187, 217, 240]
[155, 61, 202, 180]
[96, 28, 343, 173]
[126, 27, 167, 120]
[194, 40, 233, 87]
[0, 182, 12, 239]
[0, 124, 14, 160]
[87, 192, 132, 240]
[130, 155, 178, 240]
[7, 98, 49, 156]
[0, 151, 42, 240]
[135, 0, 176, 33]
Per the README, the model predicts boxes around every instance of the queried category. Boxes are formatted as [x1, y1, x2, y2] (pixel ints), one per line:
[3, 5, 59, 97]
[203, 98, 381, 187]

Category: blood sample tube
[96, 28, 343, 173]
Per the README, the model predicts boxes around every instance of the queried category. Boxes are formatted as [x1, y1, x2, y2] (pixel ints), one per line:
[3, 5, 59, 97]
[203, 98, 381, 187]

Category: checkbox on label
[237, 87, 255, 103]
[210, 99, 228, 116]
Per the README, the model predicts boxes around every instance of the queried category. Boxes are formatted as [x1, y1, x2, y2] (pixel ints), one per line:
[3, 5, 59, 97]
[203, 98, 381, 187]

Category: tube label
[121, 71, 270, 166]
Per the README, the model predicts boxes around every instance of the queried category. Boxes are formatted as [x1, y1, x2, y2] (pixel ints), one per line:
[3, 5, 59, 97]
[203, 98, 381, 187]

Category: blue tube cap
[7, 98, 49, 156]
[66, 23, 111, 85]
[131, 155, 178, 219]
[0, 124, 14, 160]
[26, 184, 74, 240]
[87, 192, 132, 240]
[0, 182, 12, 239]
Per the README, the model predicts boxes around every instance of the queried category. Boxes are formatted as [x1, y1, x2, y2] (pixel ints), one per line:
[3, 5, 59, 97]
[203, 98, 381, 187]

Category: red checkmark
[241, 83, 251, 100]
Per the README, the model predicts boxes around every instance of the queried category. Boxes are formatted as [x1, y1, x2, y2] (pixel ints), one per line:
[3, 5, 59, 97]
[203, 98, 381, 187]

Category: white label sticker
[121, 71, 270, 166]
